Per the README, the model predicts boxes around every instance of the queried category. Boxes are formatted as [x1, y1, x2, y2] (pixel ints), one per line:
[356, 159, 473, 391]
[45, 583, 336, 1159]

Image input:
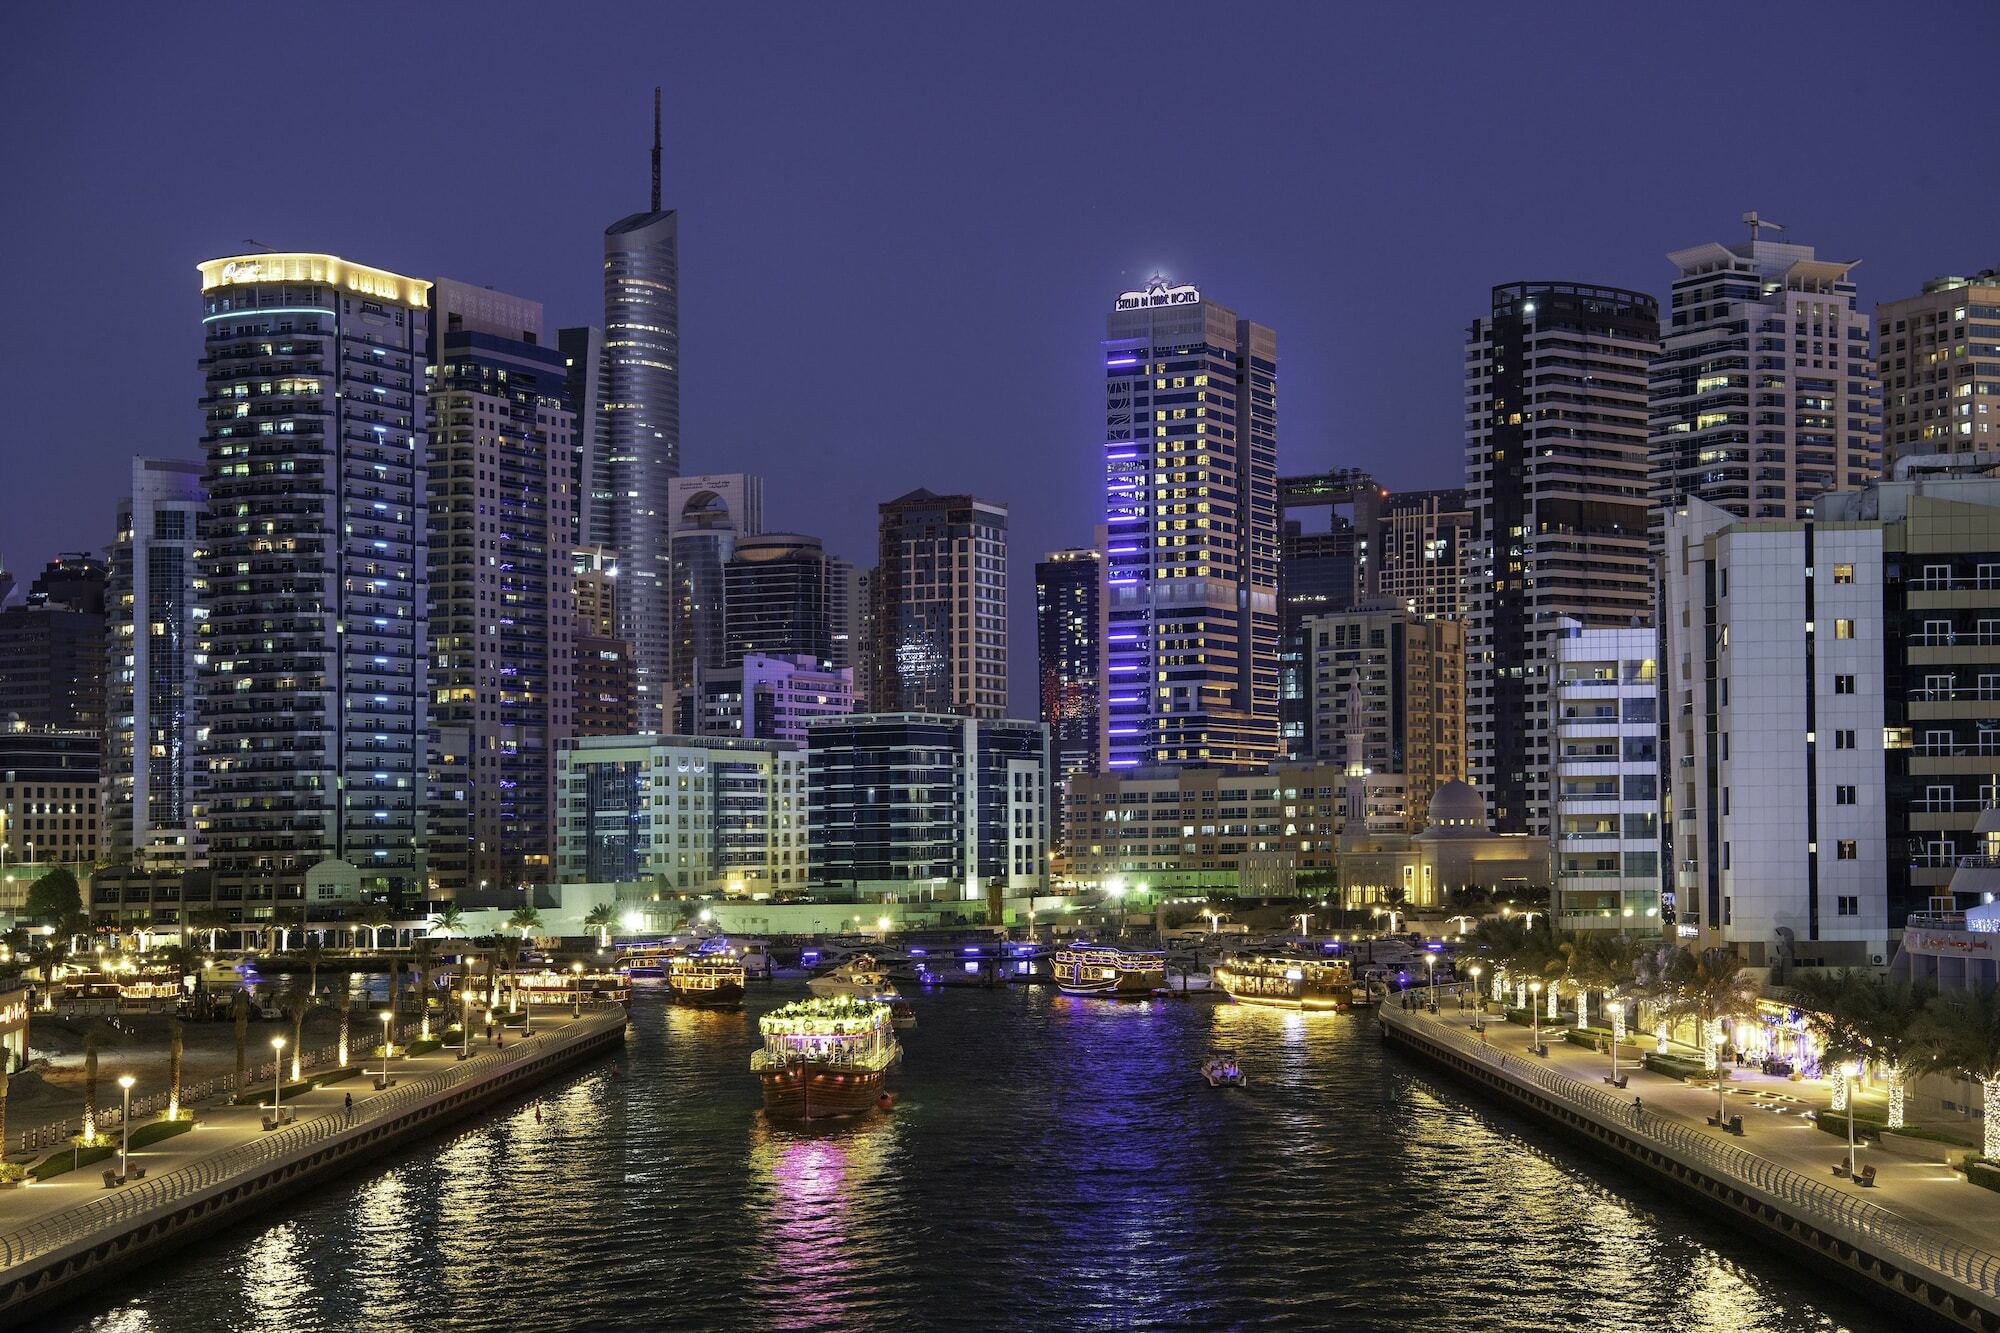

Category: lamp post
[1529, 981, 1544, 1054]
[1294, 912, 1313, 940]
[270, 1036, 286, 1114]
[1607, 999, 1624, 1084]
[1841, 1060, 1861, 1178]
[572, 961, 584, 1018]
[459, 987, 472, 1056]
[1468, 965, 1484, 1030]
[380, 1009, 394, 1059]
[523, 977, 535, 1037]
[117, 1075, 134, 1178]
[1714, 1029, 1731, 1126]
[1424, 953, 1437, 1011]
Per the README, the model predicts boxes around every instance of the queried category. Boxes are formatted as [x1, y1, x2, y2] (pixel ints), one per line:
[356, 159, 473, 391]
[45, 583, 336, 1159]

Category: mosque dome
[1425, 780, 1489, 832]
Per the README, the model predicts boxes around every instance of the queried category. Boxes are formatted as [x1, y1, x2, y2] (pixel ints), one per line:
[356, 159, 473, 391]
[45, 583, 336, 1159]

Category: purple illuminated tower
[1103, 277, 1278, 770]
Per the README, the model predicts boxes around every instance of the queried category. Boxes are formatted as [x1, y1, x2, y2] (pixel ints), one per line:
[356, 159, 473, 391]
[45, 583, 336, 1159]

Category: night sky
[6, 2, 1996, 711]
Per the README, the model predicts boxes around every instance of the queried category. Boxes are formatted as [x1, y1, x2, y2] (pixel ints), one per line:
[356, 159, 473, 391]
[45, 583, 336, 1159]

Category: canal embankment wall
[1379, 1003, 2000, 1332]
[0, 1009, 626, 1323]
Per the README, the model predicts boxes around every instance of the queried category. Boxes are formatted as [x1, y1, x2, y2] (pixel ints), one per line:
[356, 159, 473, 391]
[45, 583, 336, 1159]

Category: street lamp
[572, 961, 584, 1018]
[458, 987, 473, 1057]
[1424, 952, 1437, 1011]
[1840, 1060, 1862, 1178]
[270, 1036, 286, 1115]
[1294, 912, 1313, 939]
[1529, 981, 1544, 1055]
[117, 1075, 134, 1179]
[380, 1009, 394, 1058]
[1607, 999, 1624, 1084]
[1714, 1029, 1731, 1126]
[1468, 965, 1484, 1030]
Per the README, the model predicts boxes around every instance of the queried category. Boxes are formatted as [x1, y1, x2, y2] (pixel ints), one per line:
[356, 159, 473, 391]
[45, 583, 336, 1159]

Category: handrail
[0, 1013, 619, 1274]
[1381, 1004, 2000, 1300]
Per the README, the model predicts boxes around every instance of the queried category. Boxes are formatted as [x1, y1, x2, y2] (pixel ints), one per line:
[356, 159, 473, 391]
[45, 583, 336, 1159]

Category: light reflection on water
[59, 988, 1875, 1332]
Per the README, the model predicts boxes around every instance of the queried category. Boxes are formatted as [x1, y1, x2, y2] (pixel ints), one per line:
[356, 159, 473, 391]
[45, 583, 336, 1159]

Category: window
[1833, 564, 1854, 584]
[1834, 619, 1856, 639]
[1836, 785, 1857, 805]
[1836, 896, 1859, 917]
[1837, 839, 1858, 860]
[1834, 674, 1855, 695]
[1835, 729, 1857, 749]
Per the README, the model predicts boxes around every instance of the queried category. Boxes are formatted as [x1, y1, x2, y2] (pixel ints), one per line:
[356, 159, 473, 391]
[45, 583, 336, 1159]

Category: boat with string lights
[752, 996, 902, 1120]
[1050, 943, 1166, 998]
[666, 944, 746, 1009]
[1212, 952, 1353, 1012]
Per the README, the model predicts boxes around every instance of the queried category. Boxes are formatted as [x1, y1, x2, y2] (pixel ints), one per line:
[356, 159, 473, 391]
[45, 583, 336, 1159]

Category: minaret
[1342, 678, 1368, 832]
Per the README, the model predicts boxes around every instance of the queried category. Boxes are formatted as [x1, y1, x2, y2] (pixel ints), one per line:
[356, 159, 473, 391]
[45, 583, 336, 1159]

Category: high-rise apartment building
[872, 490, 1008, 718]
[827, 555, 863, 681]
[104, 458, 206, 870]
[1876, 268, 2000, 468]
[677, 653, 855, 744]
[0, 725, 101, 876]
[1035, 545, 1106, 859]
[1277, 470, 1376, 760]
[668, 473, 763, 692]
[196, 252, 431, 904]
[573, 545, 620, 637]
[1375, 488, 1472, 622]
[726, 533, 830, 665]
[592, 91, 681, 733]
[0, 585, 105, 733]
[1547, 619, 1660, 930]
[1465, 281, 1658, 835]
[1103, 277, 1278, 770]
[1650, 222, 1879, 532]
[424, 279, 578, 902]
[1305, 605, 1464, 831]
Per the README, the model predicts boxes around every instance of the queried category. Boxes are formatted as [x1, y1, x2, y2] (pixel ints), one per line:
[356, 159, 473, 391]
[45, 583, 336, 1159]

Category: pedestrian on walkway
[1633, 1096, 1643, 1123]
[343, 1092, 353, 1121]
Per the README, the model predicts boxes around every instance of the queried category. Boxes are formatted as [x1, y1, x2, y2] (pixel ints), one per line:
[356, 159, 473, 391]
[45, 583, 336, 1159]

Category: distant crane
[1742, 211, 1786, 243]
[240, 238, 277, 253]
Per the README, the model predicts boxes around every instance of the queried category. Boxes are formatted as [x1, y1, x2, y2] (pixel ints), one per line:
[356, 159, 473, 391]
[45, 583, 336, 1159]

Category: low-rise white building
[1548, 618, 1662, 930]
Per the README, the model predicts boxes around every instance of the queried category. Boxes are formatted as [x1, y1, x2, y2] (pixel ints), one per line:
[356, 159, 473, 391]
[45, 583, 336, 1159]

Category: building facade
[1547, 619, 1661, 930]
[0, 555, 108, 732]
[807, 714, 1047, 907]
[726, 533, 831, 665]
[668, 473, 763, 692]
[872, 491, 1008, 718]
[1374, 487, 1472, 622]
[0, 725, 101, 874]
[1650, 226, 1879, 533]
[104, 458, 206, 871]
[1304, 606, 1464, 830]
[1065, 763, 1342, 893]
[196, 252, 431, 905]
[424, 279, 578, 901]
[1465, 281, 1658, 835]
[1104, 278, 1278, 770]
[555, 734, 807, 895]
[1876, 268, 2000, 469]
[1035, 545, 1105, 861]
[677, 653, 855, 745]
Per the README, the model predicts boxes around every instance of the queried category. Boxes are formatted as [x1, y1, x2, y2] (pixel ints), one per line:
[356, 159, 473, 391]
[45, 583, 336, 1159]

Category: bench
[374, 1075, 399, 1091]
[1856, 1164, 1876, 1187]
[260, 1107, 294, 1131]
[101, 1169, 122, 1189]
[1833, 1161, 1851, 1179]
[1603, 1074, 1629, 1090]
[130, 1165, 146, 1181]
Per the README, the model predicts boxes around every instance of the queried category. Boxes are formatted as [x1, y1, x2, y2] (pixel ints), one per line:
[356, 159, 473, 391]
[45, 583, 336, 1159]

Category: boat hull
[758, 1062, 890, 1120]
[1218, 986, 1350, 1013]
[669, 981, 744, 1009]
[1053, 972, 1163, 999]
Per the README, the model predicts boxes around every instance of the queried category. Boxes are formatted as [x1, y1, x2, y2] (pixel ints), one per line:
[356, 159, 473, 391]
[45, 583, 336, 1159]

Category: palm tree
[232, 989, 250, 1092]
[161, 1017, 183, 1120]
[426, 904, 467, 939]
[282, 980, 314, 1081]
[335, 975, 354, 1067]
[1657, 946, 1760, 1071]
[1915, 987, 2000, 1160]
[500, 936, 525, 1013]
[300, 937, 326, 997]
[386, 957, 402, 1044]
[1849, 976, 1936, 1129]
[506, 906, 544, 941]
[410, 938, 438, 1040]
[583, 904, 617, 950]
[80, 1023, 109, 1145]
[1787, 969, 1871, 1107]
[360, 903, 393, 952]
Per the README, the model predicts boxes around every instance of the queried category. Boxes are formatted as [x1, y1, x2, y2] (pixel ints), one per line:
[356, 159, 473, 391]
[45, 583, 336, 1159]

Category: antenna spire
[651, 86, 662, 212]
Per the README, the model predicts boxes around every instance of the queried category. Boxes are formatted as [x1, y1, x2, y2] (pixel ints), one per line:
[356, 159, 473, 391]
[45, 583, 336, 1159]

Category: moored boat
[667, 948, 746, 1009]
[752, 996, 902, 1120]
[1213, 952, 1353, 1012]
[1050, 943, 1166, 998]
[808, 953, 915, 1028]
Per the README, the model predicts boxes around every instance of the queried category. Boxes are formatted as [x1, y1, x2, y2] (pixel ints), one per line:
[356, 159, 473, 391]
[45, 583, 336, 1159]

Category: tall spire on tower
[651, 85, 662, 212]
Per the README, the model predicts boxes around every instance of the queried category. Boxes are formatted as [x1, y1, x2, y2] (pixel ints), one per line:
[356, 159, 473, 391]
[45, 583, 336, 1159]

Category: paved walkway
[0, 1008, 610, 1236]
[1396, 995, 2000, 1257]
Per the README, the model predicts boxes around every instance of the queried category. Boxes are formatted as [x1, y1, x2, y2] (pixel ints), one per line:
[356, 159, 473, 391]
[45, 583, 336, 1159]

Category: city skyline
[8, 3, 1995, 715]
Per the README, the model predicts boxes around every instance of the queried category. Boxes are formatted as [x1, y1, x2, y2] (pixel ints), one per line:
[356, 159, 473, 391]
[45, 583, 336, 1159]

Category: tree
[167, 1019, 185, 1120]
[1651, 946, 1759, 1070]
[282, 980, 314, 1081]
[360, 903, 393, 952]
[335, 974, 354, 1067]
[1849, 976, 1936, 1129]
[80, 1022, 110, 1145]
[300, 937, 326, 997]
[23, 867, 81, 924]
[1786, 970, 1871, 1086]
[386, 957, 402, 1043]
[506, 906, 544, 941]
[410, 938, 438, 1040]
[1915, 987, 2000, 1161]
[500, 936, 525, 1012]
[232, 989, 250, 1092]
[426, 904, 467, 939]
[583, 904, 617, 949]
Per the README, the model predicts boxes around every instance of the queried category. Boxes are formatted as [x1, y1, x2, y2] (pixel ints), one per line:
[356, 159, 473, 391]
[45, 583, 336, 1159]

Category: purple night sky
[5, 2, 1996, 711]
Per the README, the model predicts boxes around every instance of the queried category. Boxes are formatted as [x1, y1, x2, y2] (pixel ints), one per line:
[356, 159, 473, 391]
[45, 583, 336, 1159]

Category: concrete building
[668, 473, 763, 692]
[1337, 780, 1550, 909]
[827, 555, 863, 682]
[424, 279, 578, 903]
[1662, 496, 1887, 972]
[677, 653, 855, 745]
[1104, 277, 1279, 770]
[0, 724, 101, 875]
[104, 458, 206, 871]
[872, 491, 1008, 718]
[1892, 834, 2000, 996]
[1064, 764, 1343, 894]
[1650, 221, 1880, 534]
[726, 533, 831, 665]
[1305, 606, 1464, 830]
[0, 555, 107, 732]
[1035, 545, 1106, 860]
[196, 252, 431, 907]
[555, 733, 807, 895]
[574, 635, 639, 738]
[1276, 469, 1376, 761]
[1877, 268, 2000, 469]
[807, 714, 1047, 909]
[1375, 487, 1472, 622]
[1547, 618, 1661, 930]
[1465, 281, 1659, 835]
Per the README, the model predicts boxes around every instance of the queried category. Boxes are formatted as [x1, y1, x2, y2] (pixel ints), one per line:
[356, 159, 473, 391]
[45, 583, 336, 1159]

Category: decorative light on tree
[1654, 1018, 1669, 1053]
[1985, 1076, 2000, 1161]
[1609, 998, 1627, 1046]
[1516, 980, 1527, 1009]
[1830, 1070, 1848, 1112]
[1575, 988, 1589, 1030]
[1701, 1018, 1720, 1071]
[1546, 983, 1558, 1021]
[1886, 1062, 1905, 1129]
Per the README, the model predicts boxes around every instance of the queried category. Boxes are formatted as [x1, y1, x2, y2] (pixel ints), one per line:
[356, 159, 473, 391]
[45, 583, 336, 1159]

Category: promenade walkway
[0, 1007, 622, 1271]
[1391, 994, 2000, 1259]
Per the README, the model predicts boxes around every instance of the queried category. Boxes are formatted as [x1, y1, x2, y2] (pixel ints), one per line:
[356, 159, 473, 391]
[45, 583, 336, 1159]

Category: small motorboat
[1202, 1050, 1247, 1088]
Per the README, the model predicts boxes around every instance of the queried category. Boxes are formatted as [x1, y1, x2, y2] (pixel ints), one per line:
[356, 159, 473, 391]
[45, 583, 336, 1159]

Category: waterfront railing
[0, 1012, 620, 1273]
[1383, 1003, 2000, 1302]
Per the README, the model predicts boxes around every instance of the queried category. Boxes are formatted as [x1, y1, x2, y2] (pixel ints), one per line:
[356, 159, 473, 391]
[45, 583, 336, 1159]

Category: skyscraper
[1465, 281, 1658, 835]
[725, 533, 831, 665]
[1649, 219, 1880, 532]
[0, 555, 106, 732]
[1035, 545, 1105, 858]
[1277, 469, 1378, 759]
[595, 89, 681, 733]
[873, 490, 1009, 718]
[827, 555, 863, 681]
[1103, 277, 1278, 770]
[1374, 487, 1472, 623]
[1305, 605, 1464, 831]
[425, 279, 578, 902]
[1876, 267, 2000, 469]
[196, 252, 431, 904]
[104, 458, 206, 871]
[668, 473, 763, 691]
